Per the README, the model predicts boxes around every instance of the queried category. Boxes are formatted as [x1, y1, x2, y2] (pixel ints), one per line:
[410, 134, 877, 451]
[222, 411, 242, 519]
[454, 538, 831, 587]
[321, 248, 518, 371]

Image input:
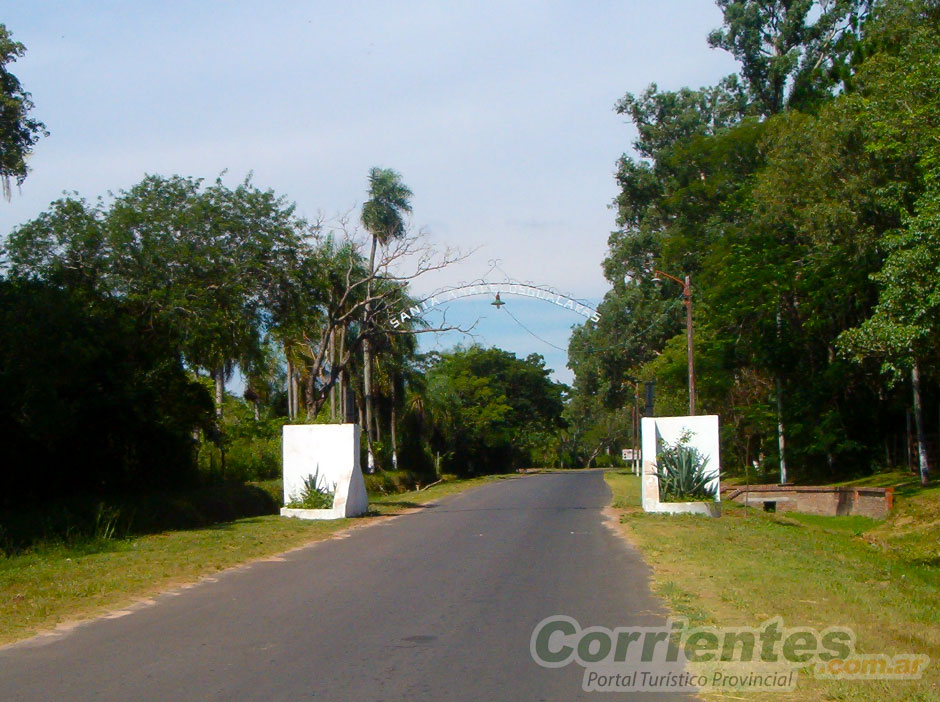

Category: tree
[2, 194, 108, 289]
[838, 1, 940, 485]
[0, 278, 213, 506]
[572, 0, 932, 481]
[369, 318, 422, 470]
[4, 174, 306, 423]
[425, 346, 566, 476]
[360, 167, 413, 472]
[0, 24, 47, 199]
[708, 0, 874, 116]
[3, 168, 465, 484]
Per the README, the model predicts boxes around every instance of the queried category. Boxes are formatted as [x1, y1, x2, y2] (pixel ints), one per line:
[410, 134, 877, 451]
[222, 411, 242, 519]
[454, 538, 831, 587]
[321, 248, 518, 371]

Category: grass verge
[604, 470, 940, 702]
[0, 473, 511, 647]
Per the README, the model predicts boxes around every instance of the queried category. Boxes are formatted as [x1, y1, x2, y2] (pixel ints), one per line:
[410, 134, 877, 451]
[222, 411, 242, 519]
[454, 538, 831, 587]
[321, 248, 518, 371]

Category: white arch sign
[389, 281, 601, 329]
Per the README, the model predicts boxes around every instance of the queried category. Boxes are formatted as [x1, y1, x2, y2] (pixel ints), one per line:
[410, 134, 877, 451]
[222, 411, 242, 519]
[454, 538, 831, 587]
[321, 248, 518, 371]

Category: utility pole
[633, 383, 640, 475]
[684, 275, 696, 416]
[776, 304, 787, 485]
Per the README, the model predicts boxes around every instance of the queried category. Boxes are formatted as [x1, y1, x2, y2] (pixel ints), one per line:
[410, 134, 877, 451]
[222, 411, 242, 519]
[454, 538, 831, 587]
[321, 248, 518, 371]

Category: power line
[502, 305, 569, 352]
[498, 298, 684, 355]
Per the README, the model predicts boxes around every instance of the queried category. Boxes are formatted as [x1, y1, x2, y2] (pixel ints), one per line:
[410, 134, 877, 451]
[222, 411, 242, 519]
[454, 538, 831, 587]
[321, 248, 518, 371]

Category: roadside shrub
[285, 468, 336, 509]
[197, 415, 284, 482]
[593, 454, 626, 468]
[656, 435, 714, 502]
[215, 435, 281, 481]
[363, 470, 422, 495]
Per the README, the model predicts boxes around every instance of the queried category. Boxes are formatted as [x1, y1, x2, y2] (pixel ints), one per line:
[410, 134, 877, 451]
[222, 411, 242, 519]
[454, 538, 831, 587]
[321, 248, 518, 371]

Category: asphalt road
[0, 470, 690, 701]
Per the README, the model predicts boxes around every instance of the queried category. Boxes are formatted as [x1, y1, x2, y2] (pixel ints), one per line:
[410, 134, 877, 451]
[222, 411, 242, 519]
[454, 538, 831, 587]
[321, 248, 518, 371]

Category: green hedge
[363, 470, 424, 495]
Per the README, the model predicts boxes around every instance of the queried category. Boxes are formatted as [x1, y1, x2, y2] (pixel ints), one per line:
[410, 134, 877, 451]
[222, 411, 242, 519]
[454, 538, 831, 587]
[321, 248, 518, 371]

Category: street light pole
[654, 270, 696, 416]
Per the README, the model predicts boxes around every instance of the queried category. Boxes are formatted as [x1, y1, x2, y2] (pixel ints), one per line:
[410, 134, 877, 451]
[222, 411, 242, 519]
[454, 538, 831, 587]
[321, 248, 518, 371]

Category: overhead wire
[497, 297, 685, 355]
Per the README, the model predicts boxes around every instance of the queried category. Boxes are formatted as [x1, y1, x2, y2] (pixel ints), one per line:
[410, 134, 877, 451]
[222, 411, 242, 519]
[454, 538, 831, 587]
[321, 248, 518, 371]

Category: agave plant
[287, 466, 336, 509]
[656, 438, 714, 502]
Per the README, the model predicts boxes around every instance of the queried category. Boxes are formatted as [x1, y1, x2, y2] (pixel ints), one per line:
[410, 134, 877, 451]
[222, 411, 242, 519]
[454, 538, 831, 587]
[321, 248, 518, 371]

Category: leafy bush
[208, 435, 281, 482]
[656, 435, 714, 502]
[197, 411, 285, 482]
[286, 468, 336, 509]
[593, 453, 626, 468]
[363, 469, 422, 495]
[249, 479, 283, 505]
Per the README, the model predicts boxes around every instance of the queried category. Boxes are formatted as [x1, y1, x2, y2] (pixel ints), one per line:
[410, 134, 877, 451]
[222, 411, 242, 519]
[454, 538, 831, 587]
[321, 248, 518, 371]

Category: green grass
[0, 473, 510, 647]
[780, 511, 880, 535]
[0, 516, 347, 647]
[609, 469, 642, 509]
[604, 470, 940, 702]
[833, 470, 927, 491]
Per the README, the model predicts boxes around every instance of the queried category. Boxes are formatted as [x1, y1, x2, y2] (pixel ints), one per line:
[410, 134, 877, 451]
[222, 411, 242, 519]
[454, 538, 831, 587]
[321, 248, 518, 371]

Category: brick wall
[720, 485, 893, 519]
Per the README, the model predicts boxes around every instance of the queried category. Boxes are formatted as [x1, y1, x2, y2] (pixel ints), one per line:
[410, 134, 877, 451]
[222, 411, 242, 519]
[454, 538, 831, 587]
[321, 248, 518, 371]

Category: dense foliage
[0, 279, 213, 508]
[0, 23, 46, 196]
[568, 0, 940, 484]
[423, 346, 566, 476]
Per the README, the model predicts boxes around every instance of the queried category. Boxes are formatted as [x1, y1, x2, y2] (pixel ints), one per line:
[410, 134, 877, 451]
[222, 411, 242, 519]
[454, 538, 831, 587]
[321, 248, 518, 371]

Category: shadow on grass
[201, 518, 267, 531]
[364, 502, 440, 517]
[0, 482, 280, 556]
[374, 500, 437, 509]
[893, 479, 936, 498]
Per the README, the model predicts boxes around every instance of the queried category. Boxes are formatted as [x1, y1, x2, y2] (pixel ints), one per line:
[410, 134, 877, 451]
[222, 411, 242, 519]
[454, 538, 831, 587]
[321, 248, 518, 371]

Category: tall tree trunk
[374, 397, 382, 443]
[329, 331, 336, 422]
[286, 357, 294, 421]
[775, 304, 787, 484]
[340, 369, 347, 422]
[363, 234, 379, 472]
[192, 369, 202, 441]
[292, 365, 301, 420]
[210, 367, 226, 478]
[338, 326, 347, 422]
[776, 375, 787, 485]
[363, 346, 374, 471]
[391, 379, 399, 471]
[213, 367, 224, 419]
[912, 361, 930, 486]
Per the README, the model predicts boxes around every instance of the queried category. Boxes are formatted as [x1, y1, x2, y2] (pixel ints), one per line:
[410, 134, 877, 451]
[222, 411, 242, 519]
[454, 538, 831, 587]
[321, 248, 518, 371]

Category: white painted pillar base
[280, 424, 369, 520]
[641, 415, 721, 516]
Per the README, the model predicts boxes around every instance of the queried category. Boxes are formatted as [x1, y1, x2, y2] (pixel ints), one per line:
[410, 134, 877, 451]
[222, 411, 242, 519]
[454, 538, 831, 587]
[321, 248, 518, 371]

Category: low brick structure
[720, 484, 893, 519]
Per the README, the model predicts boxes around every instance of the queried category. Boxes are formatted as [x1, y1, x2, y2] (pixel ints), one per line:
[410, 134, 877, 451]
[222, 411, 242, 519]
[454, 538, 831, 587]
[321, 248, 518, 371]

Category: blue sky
[1, 1, 739, 383]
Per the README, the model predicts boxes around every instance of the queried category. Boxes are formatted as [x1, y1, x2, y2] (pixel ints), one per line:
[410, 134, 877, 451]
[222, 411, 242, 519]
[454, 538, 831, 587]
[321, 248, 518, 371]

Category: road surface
[0, 470, 690, 700]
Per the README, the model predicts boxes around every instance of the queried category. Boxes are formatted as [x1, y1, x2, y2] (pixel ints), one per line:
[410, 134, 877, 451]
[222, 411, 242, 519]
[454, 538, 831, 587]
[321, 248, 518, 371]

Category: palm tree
[372, 326, 420, 471]
[360, 167, 412, 472]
